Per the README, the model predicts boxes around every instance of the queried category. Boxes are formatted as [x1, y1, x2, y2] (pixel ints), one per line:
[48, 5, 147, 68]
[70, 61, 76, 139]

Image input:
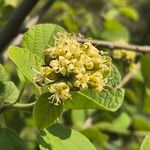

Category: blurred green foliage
[0, 0, 150, 150]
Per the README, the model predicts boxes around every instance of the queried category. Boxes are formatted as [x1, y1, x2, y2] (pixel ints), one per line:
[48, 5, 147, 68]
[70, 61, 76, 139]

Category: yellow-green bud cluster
[36, 33, 111, 105]
[113, 49, 136, 60]
[112, 40, 136, 61]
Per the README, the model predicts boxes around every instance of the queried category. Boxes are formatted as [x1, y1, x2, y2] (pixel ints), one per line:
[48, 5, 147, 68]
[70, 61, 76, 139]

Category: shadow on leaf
[37, 123, 71, 149]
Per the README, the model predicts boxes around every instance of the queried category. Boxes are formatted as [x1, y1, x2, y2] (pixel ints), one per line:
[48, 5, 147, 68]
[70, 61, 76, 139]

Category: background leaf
[142, 88, 150, 114]
[22, 24, 65, 59]
[101, 19, 129, 41]
[140, 135, 150, 150]
[81, 127, 109, 142]
[71, 110, 86, 126]
[8, 46, 43, 84]
[0, 64, 9, 81]
[0, 128, 26, 150]
[4, 0, 19, 7]
[141, 54, 150, 88]
[119, 7, 139, 21]
[113, 112, 131, 130]
[37, 123, 96, 150]
[133, 116, 150, 131]
[33, 93, 63, 130]
[0, 81, 19, 103]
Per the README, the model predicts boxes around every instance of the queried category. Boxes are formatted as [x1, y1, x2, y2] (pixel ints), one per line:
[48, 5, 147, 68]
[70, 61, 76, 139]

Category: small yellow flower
[48, 82, 71, 105]
[88, 71, 107, 92]
[50, 56, 70, 76]
[80, 54, 94, 70]
[35, 66, 54, 85]
[74, 60, 86, 74]
[74, 73, 89, 89]
[100, 57, 111, 76]
[67, 63, 74, 73]
[82, 42, 99, 57]
[45, 47, 58, 59]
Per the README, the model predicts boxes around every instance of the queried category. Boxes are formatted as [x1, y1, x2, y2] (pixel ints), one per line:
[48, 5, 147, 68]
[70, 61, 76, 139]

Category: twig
[83, 110, 100, 128]
[78, 38, 150, 53]
[0, 102, 35, 112]
[84, 117, 93, 128]
[26, 0, 55, 28]
[117, 72, 135, 88]
[0, 0, 39, 53]
[9, 102, 35, 110]
[117, 63, 140, 88]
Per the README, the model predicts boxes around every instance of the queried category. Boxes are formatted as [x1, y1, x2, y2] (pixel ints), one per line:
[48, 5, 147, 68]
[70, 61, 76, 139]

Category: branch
[0, 0, 39, 53]
[84, 117, 93, 128]
[12, 0, 55, 45]
[78, 38, 150, 53]
[26, 0, 55, 28]
[117, 72, 135, 88]
[117, 63, 140, 88]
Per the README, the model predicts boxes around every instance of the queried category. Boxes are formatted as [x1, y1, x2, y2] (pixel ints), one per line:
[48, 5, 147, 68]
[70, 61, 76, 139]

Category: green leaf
[7, 46, 43, 84]
[0, 128, 26, 150]
[133, 116, 150, 131]
[103, 8, 119, 20]
[37, 123, 96, 150]
[4, 0, 19, 7]
[113, 112, 131, 130]
[71, 110, 86, 126]
[141, 54, 150, 88]
[64, 63, 124, 111]
[119, 7, 139, 21]
[81, 127, 108, 142]
[0, 81, 19, 103]
[143, 88, 150, 114]
[94, 122, 129, 134]
[22, 24, 65, 59]
[107, 64, 121, 87]
[126, 78, 144, 105]
[17, 68, 27, 83]
[33, 93, 63, 130]
[0, 64, 9, 81]
[101, 19, 129, 41]
[140, 135, 150, 150]
[64, 88, 124, 111]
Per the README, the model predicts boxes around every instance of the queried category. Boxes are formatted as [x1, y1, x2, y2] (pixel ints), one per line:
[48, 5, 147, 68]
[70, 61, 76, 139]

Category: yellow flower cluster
[36, 33, 111, 105]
